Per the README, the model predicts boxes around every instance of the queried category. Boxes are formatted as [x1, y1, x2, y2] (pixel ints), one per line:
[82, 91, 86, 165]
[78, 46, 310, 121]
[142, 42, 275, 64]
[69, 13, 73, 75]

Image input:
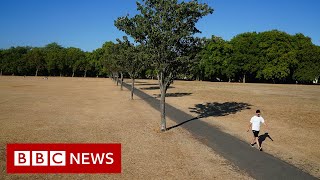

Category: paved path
[122, 81, 316, 180]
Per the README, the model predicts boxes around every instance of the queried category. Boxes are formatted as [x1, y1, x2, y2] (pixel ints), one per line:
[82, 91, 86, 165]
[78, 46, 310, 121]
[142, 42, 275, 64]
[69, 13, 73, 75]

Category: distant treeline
[0, 43, 105, 78]
[195, 30, 320, 84]
[0, 30, 319, 84]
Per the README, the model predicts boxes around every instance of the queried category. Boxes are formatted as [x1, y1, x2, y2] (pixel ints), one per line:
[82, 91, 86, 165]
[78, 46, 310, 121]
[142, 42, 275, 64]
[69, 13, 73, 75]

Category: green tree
[101, 42, 124, 86]
[44, 43, 64, 76]
[293, 45, 320, 83]
[257, 30, 297, 83]
[198, 36, 234, 81]
[145, 69, 157, 79]
[221, 42, 236, 82]
[1, 48, 13, 75]
[0, 49, 4, 75]
[115, 0, 213, 131]
[79, 52, 93, 77]
[1, 46, 30, 75]
[178, 37, 207, 81]
[118, 37, 146, 99]
[230, 32, 259, 83]
[25, 48, 46, 76]
[55, 49, 68, 77]
[65, 47, 85, 77]
[99, 41, 120, 81]
[91, 48, 104, 77]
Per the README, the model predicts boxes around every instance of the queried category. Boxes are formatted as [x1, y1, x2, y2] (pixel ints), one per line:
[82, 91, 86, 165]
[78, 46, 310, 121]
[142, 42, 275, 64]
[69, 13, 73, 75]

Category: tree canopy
[0, 29, 319, 84]
[115, 0, 213, 131]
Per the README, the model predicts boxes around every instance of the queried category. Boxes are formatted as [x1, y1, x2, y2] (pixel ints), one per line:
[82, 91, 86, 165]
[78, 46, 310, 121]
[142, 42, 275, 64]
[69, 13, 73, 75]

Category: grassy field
[0, 76, 250, 179]
[132, 79, 320, 178]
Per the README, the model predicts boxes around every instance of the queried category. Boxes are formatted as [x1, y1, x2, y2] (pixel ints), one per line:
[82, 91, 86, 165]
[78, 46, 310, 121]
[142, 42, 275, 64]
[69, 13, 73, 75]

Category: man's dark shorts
[252, 130, 259, 137]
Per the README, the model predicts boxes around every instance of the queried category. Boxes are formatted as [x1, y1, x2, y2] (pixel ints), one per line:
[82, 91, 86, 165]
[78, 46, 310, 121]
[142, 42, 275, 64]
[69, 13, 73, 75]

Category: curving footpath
[122, 82, 316, 180]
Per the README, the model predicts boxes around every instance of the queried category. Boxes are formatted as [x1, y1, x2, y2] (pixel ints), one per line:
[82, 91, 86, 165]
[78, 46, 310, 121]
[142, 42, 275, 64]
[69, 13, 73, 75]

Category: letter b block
[14, 151, 30, 166]
[32, 151, 48, 166]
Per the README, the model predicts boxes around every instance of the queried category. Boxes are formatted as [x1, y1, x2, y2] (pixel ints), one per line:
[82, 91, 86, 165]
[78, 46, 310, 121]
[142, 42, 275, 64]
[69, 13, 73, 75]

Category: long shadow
[167, 117, 198, 130]
[135, 83, 159, 86]
[141, 86, 175, 90]
[259, 133, 274, 147]
[167, 102, 251, 130]
[134, 81, 147, 84]
[153, 92, 192, 98]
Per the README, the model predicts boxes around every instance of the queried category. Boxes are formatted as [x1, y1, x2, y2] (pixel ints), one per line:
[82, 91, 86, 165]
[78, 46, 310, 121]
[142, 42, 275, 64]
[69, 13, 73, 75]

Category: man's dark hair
[256, 110, 261, 113]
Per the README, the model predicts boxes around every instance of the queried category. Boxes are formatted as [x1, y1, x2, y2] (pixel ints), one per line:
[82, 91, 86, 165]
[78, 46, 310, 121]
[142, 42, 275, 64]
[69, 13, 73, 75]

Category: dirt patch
[0, 76, 250, 179]
[133, 79, 320, 178]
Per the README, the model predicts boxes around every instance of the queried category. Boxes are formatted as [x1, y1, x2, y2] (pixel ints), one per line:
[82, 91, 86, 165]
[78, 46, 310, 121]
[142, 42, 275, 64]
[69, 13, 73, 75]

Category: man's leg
[251, 130, 256, 147]
[251, 131, 256, 146]
[251, 136, 256, 145]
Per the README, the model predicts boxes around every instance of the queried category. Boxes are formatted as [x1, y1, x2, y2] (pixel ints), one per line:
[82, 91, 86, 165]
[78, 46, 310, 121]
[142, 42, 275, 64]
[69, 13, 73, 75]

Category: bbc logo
[7, 143, 121, 173]
[14, 151, 66, 166]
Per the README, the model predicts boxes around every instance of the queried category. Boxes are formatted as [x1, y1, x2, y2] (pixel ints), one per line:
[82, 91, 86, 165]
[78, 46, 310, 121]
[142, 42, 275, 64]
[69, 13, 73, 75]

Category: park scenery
[1, 0, 320, 179]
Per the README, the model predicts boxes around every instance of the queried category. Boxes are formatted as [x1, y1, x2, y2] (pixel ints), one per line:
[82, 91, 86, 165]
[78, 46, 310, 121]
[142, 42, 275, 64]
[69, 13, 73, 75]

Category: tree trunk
[60, 72, 62, 77]
[0, 69, 2, 76]
[160, 86, 166, 131]
[72, 70, 75, 77]
[120, 72, 124, 90]
[243, 74, 246, 83]
[35, 68, 38, 76]
[84, 70, 87, 77]
[159, 72, 167, 132]
[228, 77, 231, 83]
[131, 78, 135, 100]
[116, 74, 119, 86]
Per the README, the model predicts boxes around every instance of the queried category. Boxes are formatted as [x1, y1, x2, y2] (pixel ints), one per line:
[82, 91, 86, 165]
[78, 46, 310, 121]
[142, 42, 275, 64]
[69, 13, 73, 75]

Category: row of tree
[0, 43, 108, 78]
[1, 31, 319, 84]
[196, 31, 320, 84]
[112, 0, 213, 131]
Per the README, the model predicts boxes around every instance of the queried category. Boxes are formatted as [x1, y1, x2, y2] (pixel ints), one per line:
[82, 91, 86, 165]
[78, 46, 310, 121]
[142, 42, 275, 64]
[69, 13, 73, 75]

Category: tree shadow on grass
[140, 86, 175, 90]
[135, 83, 159, 86]
[153, 92, 192, 98]
[134, 81, 147, 84]
[189, 102, 252, 118]
[167, 102, 252, 130]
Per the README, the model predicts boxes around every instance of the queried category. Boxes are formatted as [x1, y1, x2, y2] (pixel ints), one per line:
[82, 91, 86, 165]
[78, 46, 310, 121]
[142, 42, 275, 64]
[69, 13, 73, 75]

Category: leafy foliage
[114, 0, 213, 130]
[115, 0, 213, 90]
[0, 31, 318, 84]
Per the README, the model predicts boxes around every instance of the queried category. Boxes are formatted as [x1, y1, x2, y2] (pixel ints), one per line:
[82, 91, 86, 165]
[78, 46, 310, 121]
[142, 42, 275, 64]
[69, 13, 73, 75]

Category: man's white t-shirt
[250, 115, 265, 131]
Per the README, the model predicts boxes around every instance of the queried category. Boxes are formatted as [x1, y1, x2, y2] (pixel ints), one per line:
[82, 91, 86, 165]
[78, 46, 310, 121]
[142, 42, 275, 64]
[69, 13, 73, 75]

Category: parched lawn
[133, 79, 320, 178]
[0, 76, 250, 179]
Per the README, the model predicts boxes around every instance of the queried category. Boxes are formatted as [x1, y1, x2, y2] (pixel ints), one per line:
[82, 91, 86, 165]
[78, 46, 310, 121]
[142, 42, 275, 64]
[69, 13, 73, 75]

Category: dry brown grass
[133, 79, 320, 178]
[0, 76, 250, 180]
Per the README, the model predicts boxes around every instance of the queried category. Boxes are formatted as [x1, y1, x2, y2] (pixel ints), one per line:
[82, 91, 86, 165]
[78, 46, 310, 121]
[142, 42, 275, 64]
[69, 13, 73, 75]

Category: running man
[247, 109, 269, 151]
